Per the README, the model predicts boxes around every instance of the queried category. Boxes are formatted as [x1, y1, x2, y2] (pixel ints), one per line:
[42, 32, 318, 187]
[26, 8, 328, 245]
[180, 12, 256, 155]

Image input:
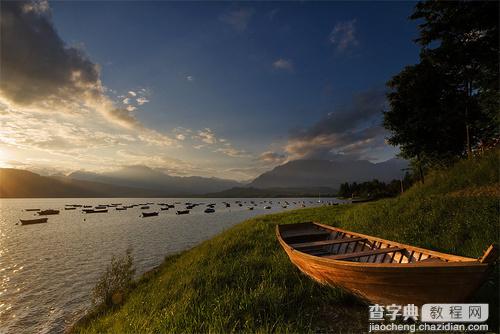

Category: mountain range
[67, 165, 241, 195]
[249, 158, 408, 189]
[0, 158, 408, 198]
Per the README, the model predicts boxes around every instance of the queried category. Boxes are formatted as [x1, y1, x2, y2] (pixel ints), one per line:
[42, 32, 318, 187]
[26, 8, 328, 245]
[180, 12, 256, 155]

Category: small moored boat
[276, 222, 497, 305]
[83, 209, 108, 214]
[38, 209, 60, 216]
[20, 218, 48, 225]
[25, 208, 40, 212]
[176, 210, 190, 215]
[142, 212, 159, 217]
[204, 208, 215, 213]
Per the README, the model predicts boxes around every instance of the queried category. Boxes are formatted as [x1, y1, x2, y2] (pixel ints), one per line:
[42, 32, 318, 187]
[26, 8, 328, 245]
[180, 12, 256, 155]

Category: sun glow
[0, 148, 8, 167]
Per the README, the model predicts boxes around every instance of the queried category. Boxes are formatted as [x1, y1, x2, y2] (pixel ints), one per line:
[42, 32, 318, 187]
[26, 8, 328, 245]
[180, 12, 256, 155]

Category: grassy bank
[74, 152, 499, 333]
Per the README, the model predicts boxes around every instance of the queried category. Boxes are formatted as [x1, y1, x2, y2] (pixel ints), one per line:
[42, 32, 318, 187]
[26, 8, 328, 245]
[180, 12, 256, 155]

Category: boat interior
[278, 222, 484, 264]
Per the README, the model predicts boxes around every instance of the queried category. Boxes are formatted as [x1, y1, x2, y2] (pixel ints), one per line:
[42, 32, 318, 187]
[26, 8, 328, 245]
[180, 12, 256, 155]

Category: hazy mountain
[68, 165, 241, 195]
[249, 158, 408, 189]
[0, 168, 164, 198]
[202, 186, 337, 198]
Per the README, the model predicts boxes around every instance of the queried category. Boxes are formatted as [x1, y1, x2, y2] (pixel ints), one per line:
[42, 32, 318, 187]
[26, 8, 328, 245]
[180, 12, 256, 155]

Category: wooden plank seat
[283, 230, 331, 239]
[290, 237, 366, 250]
[324, 246, 405, 261]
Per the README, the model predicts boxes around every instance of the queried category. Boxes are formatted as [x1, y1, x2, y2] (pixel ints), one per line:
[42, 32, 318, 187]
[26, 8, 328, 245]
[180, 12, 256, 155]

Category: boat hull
[284, 247, 489, 305]
[277, 223, 493, 305]
[20, 218, 48, 225]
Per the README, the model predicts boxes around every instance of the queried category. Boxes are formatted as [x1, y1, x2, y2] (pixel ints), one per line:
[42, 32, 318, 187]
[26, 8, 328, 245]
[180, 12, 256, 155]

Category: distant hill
[0, 168, 164, 198]
[1, 158, 409, 198]
[249, 158, 408, 189]
[202, 186, 337, 198]
[68, 165, 241, 195]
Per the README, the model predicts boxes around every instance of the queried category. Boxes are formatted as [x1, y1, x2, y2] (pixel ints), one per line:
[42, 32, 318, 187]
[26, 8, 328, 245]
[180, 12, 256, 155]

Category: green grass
[73, 151, 499, 333]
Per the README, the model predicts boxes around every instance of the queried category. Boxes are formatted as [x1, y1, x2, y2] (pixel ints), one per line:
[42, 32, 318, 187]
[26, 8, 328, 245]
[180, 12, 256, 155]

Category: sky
[0, 1, 420, 181]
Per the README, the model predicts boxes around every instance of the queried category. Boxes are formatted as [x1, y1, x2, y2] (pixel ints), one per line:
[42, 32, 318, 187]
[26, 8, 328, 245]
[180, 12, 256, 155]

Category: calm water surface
[0, 197, 341, 333]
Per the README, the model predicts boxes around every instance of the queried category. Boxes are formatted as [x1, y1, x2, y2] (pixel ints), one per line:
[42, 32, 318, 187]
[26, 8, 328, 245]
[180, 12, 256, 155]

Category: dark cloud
[285, 88, 390, 160]
[0, 0, 146, 130]
[0, 0, 100, 105]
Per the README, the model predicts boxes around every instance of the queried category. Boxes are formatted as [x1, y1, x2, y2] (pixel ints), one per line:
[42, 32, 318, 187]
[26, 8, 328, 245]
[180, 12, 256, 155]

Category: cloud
[329, 19, 359, 52]
[196, 128, 217, 144]
[219, 8, 255, 32]
[122, 98, 131, 104]
[186, 75, 194, 82]
[0, 108, 137, 154]
[283, 88, 390, 160]
[259, 151, 286, 164]
[272, 58, 294, 72]
[128, 91, 137, 97]
[176, 134, 186, 141]
[215, 147, 248, 158]
[0, 1, 157, 133]
[136, 97, 149, 105]
[1, 1, 100, 105]
[115, 150, 206, 176]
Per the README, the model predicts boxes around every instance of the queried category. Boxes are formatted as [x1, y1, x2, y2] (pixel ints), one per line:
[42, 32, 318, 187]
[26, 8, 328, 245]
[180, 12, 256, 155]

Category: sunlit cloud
[136, 97, 149, 105]
[215, 147, 249, 158]
[196, 128, 218, 145]
[259, 151, 286, 164]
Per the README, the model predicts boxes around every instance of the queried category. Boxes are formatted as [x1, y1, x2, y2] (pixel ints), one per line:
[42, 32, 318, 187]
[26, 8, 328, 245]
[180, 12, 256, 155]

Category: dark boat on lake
[25, 208, 40, 212]
[38, 209, 60, 216]
[176, 210, 190, 215]
[83, 209, 108, 214]
[20, 218, 48, 225]
[204, 208, 215, 213]
[142, 212, 159, 217]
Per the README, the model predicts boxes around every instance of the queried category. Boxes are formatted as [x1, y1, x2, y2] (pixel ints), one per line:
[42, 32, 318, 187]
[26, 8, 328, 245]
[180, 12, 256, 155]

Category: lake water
[0, 197, 341, 333]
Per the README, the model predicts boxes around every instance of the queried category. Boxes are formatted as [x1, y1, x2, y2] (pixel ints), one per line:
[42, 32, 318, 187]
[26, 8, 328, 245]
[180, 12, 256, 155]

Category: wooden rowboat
[20, 218, 48, 225]
[142, 212, 159, 217]
[276, 222, 497, 305]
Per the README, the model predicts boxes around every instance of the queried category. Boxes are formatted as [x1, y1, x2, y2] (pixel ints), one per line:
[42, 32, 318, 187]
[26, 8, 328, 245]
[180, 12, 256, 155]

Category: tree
[385, 0, 499, 166]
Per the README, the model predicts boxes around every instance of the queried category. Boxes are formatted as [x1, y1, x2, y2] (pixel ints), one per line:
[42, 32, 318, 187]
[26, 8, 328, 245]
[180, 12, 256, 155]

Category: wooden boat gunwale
[277, 222, 491, 269]
[20, 217, 49, 225]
